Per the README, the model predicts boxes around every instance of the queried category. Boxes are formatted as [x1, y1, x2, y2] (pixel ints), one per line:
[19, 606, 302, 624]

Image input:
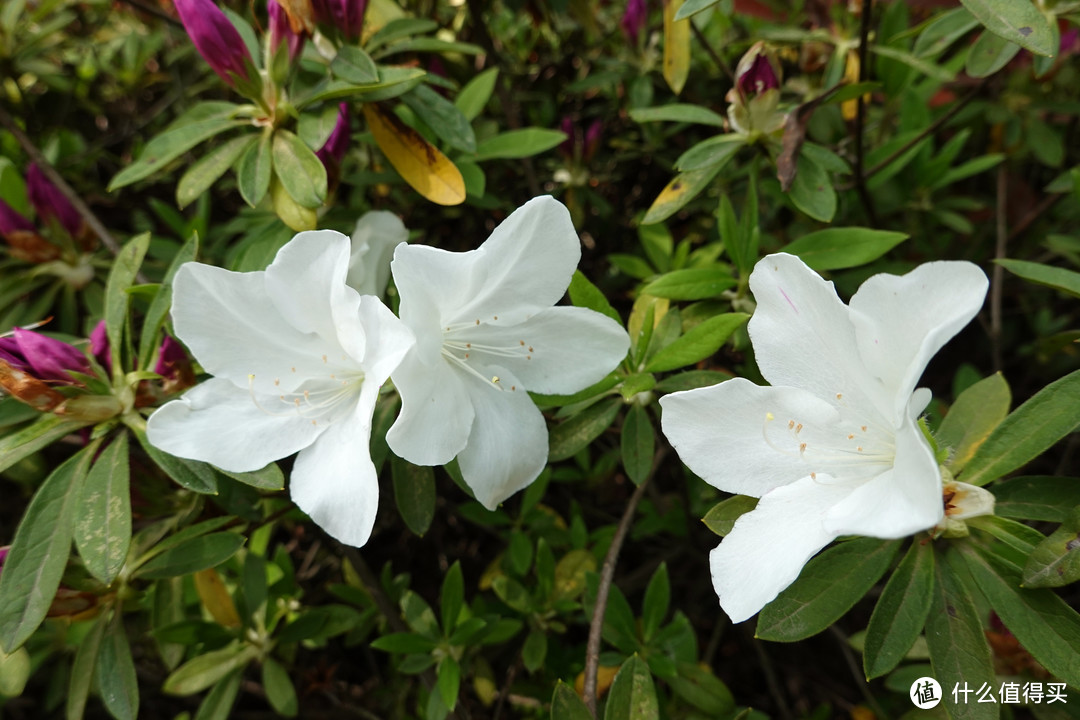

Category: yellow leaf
[574, 665, 620, 698]
[841, 51, 867, 121]
[270, 176, 317, 231]
[663, 0, 691, 95]
[195, 568, 241, 628]
[362, 104, 466, 206]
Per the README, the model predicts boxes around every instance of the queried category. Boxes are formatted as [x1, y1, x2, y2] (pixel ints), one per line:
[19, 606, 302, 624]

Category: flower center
[436, 318, 534, 393]
[247, 369, 365, 426]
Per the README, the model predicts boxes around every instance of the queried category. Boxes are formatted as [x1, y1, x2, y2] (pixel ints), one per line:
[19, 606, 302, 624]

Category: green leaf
[401, 589, 440, 637]
[366, 18, 439, 50]
[392, 457, 436, 537]
[548, 397, 621, 461]
[437, 656, 461, 709]
[551, 680, 592, 720]
[674, 134, 744, 172]
[237, 132, 272, 208]
[66, 610, 108, 720]
[293, 67, 427, 108]
[109, 118, 246, 190]
[702, 495, 758, 537]
[136, 532, 245, 579]
[965, 30, 1022, 77]
[781, 227, 907, 271]
[163, 642, 259, 695]
[0, 415, 89, 473]
[569, 270, 621, 324]
[177, 134, 254, 209]
[788, 152, 836, 222]
[403, 84, 476, 153]
[654, 369, 733, 393]
[441, 561, 464, 633]
[472, 128, 566, 161]
[937, 372, 1011, 473]
[925, 551, 996, 720]
[914, 7, 979, 57]
[139, 231, 199, 371]
[330, 45, 378, 84]
[0, 444, 95, 651]
[667, 662, 735, 716]
[369, 632, 438, 654]
[641, 166, 723, 225]
[193, 669, 242, 720]
[454, 67, 499, 122]
[864, 541, 935, 679]
[869, 44, 957, 81]
[996, 258, 1080, 299]
[992, 476, 1080, 522]
[272, 129, 327, 208]
[930, 153, 1005, 190]
[74, 432, 132, 584]
[96, 615, 139, 720]
[619, 373, 657, 401]
[604, 655, 659, 720]
[641, 268, 736, 301]
[104, 233, 151, 371]
[959, 544, 1080, 688]
[217, 462, 285, 491]
[629, 104, 727, 127]
[521, 629, 547, 673]
[1022, 506, 1080, 588]
[673, 0, 721, 20]
[958, 0, 1054, 56]
[621, 404, 655, 485]
[641, 563, 670, 642]
[756, 538, 900, 642]
[644, 312, 749, 373]
[960, 368, 1080, 486]
[133, 426, 218, 494]
[261, 658, 298, 717]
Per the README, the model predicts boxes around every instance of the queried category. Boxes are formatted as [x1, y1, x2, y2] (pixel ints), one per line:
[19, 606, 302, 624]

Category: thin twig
[583, 447, 667, 716]
[0, 105, 125, 260]
[852, 0, 878, 226]
[116, 0, 183, 26]
[828, 625, 890, 720]
[690, 22, 735, 84]
[991, 165, 1007, 373]
[490, 654, 520, 720]
[1007, 191, 1064, 244]
[750, 633, 794, 720]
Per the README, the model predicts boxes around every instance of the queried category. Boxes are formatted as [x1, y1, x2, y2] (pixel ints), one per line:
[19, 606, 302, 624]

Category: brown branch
[583, 447, 667, 717]
[689, 22, 735, 84]
[1007, 191, 1064, 243]
[991, 165, 1007, 373]
[852, 0, 878, 226]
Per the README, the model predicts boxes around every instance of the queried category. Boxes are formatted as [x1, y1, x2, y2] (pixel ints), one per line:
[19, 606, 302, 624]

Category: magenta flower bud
[316, 103, 351, 170]
[0, 328, 90, 383]
[154, 335, 190, 381]
[90, 320, 111, 369]
[0, 198, 35, 238]
[735, 44, 781, 98]
[318, 0, 367, 40]
[583, 119, 603, 161]
[26, 164, 82, 239]
[558, 116, 575, 159]
[175, 0, 256, 88]
[268, 0, 305, 62]
[620, 0, 647, 44]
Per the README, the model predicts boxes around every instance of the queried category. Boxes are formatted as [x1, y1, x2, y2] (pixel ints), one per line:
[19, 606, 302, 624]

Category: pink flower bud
[314, 0, 367, 40]
[736, 50, 780, 98]
[174, 0, 256, 88]
[316, 103, 351, 171]
[268, 0, 305, 62]
[0, 328, 90, 384]
[154, 335, 191, 382]
[620, 0, 647, 44]
[26, 164, 82, 239]
[90, 320, 111, 369]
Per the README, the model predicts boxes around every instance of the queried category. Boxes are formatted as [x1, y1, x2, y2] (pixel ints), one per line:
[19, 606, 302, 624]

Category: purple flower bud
[0, 328, 90, 383]
[316, 0, 367, 40]
[316, 103, 351, 170]
[583, 119, 603, 161]
[269, 0, 305, 62]
[558, 116, 576, 159]
[620, 0, 647, 44]
[0, 198, 35, 238]
[154, 335, 190, 381]
[90, 320, 111, 369]
[175, 0, 256, 88]
[26, 164, 82, 239]
[735, 43, 781, 99]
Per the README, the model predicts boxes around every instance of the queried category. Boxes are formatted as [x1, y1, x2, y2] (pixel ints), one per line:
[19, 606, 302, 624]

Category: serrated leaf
[363, 103, 465, 205]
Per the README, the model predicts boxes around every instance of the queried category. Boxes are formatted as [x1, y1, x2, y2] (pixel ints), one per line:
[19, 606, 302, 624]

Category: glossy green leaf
[756, 538, 900, 641]
[392, 457, 436, 537]
[272, 129, 327, 208]
[569, 270, 621, 324]
[104, 233, 151, 371]
[937, 372, 1010, 473]
[75, 432, 131, 584]
[1022, 506, 1080, 588]
[641, 268, 736, 301]
[702, 495, 758, 537]
[654, 369, 732, 393]
[454, 67, 499, 121]
[642, 563, 670, 641]
[548, 397, 621, 461]
[109, 118, 245, 190]
[139, 232, 199, 371]
[96, 616, 139, 720]
[996, 258, 1080, 299]
[261, 657, 298, 717]
[958, 0, 1054, 56]
[437, 655, 461, 709]
[644, 312, 749, 372]
[441, 561, 464, 633]
[136, 532, 245, 579]
[0, 415, 89, 473]
[293, 67, 426, 108]
[551, 680, 592, 720]
[330, 45, 378, 84]
[163, 642, 259, 695]
[960, 368, 1080, 486]
[621, 404, 655, 485]
[788, 152, 836, 223]
[0, 444, 95, 651]
[369, 632, 438, 654]
[667, 662, 735, 716]
[864, 541, 935, 679]
[472, 128, 567, 161]
[604, 654, 659, 720]
[991, 476, 1080, 522]
[674, 135, 744, 172]
[629, 104, 727, 127]
[177, 134, 254, 209]
[133, 426, 218, 494]
[237, 132, 272, 208]
[216, 462, 285, 491]
[781, 227, 907, 271]
[402, 84, 476, 153]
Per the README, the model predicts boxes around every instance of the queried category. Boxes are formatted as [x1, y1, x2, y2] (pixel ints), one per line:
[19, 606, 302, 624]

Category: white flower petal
[710, 474, 852, 623]
[849, 261, 988, 420]
[391, 196, 579, 328]
[943, 481, 995, 521]
[455, 306, 628, 395]
[823, 413, 942, 538]
[455, 367, 548, 510]
[347, 211, 408, 297]
[264, 230, 367, 362]
[660, 378, 845, 497]
[748, 253, 891, 422]
[147, 377, 322, 472]
[387, 351, 475, 466]
[290, 385, 380, 547]
[356, 295, 414, 384]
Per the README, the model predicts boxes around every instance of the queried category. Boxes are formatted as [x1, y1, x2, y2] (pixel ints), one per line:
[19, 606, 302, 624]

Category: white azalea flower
[386, 196, 629, 509]
[147, 230, 414, 547]
[660, 253, 989, 623]
[347, 210, 408, 297]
